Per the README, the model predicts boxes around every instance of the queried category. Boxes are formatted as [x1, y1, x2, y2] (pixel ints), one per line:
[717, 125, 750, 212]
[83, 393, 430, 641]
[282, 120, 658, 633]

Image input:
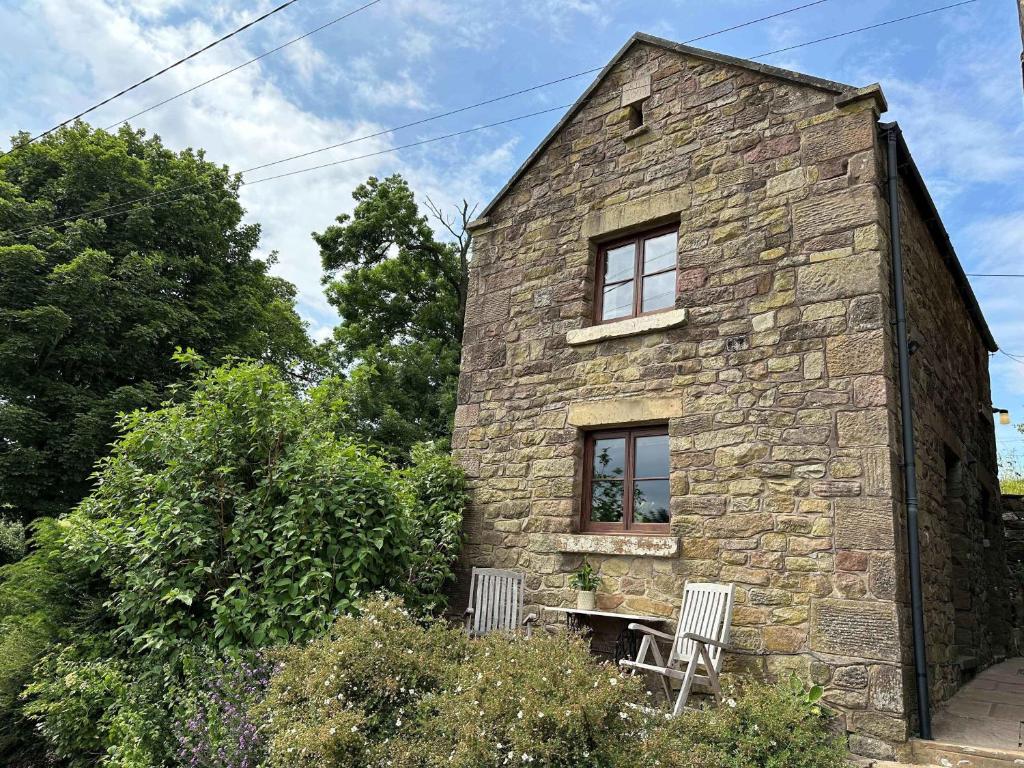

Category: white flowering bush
[259, 595, 468, 767]
[385, 630, 648, 768]
[262, 595, 847, 768]
[634, 678, 847, 768]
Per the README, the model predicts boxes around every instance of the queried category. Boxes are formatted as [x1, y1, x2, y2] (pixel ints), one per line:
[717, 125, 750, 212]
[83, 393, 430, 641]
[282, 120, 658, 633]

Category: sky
[1, 0, 1022, 461]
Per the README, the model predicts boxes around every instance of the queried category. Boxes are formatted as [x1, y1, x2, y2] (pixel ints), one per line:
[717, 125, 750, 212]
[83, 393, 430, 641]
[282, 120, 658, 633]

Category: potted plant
[569, 558, 601, 610]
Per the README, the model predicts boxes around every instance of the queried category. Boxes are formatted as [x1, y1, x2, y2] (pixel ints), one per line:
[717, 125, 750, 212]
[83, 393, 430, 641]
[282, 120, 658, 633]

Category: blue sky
[2, 0, 1022, 461]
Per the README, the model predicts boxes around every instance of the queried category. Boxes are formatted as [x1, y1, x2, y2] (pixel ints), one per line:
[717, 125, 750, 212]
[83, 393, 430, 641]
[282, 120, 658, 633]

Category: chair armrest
[464, 607, 475, 616]
[522, 612, 538, 626]
[682, 631, 726, 648]
[627, 623, 674, 641]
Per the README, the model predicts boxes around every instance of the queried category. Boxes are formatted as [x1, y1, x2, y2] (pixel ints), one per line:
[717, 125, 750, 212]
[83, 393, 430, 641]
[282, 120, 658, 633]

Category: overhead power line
[9, 0, 304, 152]
[6, 0, 978, 239]
[104, 0, 385, 131]
[968, 273, 1024, 277]
[8, 0, 841, 238]
[751, 0, 979, 59]
[14, 105, 572, 235]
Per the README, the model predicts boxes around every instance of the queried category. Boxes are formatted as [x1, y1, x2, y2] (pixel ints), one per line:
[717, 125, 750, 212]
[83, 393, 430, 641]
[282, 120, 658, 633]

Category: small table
[545, 607, 669, 664]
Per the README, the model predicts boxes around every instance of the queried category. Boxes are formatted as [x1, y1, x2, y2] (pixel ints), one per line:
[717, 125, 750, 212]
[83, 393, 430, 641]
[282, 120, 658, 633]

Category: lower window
[583, 426, 670, 533]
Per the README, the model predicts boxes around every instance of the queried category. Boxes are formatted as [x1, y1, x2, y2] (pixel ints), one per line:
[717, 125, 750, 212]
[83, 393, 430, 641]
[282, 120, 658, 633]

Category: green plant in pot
[569, 558, 601, 610]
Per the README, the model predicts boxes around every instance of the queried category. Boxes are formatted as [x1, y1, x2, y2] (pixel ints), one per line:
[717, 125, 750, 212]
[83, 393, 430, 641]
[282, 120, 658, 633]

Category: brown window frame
[582, 426, 670, 534]
[594, 225, 678, 324]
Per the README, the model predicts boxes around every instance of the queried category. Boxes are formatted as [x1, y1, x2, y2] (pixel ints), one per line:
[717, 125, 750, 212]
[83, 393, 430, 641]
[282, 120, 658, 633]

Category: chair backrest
[669, 582, 735, 670]
[466, 567, 526, 636]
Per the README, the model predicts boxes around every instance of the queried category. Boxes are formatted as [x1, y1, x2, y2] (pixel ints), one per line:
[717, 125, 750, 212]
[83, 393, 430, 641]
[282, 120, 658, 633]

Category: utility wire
[14, 105, 571, 235]
[7, 0, 977, 239]
[7, 0, 841, 237]
[750, 0, 978, 58]
[9, 0, 304, 151]
[104, 0, 385, 131]
[968, 273, 1024, 277]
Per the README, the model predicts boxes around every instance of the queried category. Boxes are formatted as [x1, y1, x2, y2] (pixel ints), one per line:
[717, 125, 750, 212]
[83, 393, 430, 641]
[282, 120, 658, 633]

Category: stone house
[451, 33, 1016, 759]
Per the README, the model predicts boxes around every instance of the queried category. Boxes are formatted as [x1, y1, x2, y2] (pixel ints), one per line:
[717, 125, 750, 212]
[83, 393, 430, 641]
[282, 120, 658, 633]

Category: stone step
[910, 738, 1024, 768]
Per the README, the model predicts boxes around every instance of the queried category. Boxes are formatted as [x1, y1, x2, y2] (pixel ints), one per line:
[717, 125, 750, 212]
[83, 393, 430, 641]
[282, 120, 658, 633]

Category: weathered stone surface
[792, 185, 879, 240]
[810, 599, 901, 660]
[835, 498, 896, 550]
[795, 253, 880, 303]
[825, 330, 885, 377]
[568, 397, 682, 427]
[534, 533, 680, 558]
[566, 308, 688, 345]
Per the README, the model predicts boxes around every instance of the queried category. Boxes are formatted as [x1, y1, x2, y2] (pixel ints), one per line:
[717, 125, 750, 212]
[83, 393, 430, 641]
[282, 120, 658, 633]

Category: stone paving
[931, 658, 1024, 751]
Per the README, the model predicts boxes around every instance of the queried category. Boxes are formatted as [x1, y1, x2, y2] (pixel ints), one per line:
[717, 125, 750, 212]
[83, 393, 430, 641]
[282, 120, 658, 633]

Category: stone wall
[450, 40, 966, 759]
[876, 162, 1017, 723]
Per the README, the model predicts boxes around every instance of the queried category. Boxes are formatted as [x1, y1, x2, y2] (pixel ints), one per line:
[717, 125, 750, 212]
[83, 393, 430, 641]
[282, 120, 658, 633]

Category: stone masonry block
[835, 497, 896, 550]
[795, 253, 881, 303]
[825, 330, 885, 377]
[810, 598, 901, 661]
[793, 185, 879, 241]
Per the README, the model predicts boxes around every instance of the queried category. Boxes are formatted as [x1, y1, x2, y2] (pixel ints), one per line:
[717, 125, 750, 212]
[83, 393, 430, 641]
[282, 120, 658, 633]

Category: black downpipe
[884, 122, 932, 740]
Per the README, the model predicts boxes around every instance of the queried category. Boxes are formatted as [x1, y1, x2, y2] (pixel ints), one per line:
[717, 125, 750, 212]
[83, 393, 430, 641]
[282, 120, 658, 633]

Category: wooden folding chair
[463, 567, 538, 637]
[619, 582, 735, 715]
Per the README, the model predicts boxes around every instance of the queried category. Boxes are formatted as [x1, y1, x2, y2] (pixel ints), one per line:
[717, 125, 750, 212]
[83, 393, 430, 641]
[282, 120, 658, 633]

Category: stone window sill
[534, 533, 680, 558]
[566, 308, 688, 346]
[623, 124, 650, 141]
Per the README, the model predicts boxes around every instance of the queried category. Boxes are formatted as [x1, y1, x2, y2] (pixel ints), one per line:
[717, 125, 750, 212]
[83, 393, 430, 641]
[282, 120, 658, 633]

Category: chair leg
[672, 655, 700, 716]
[697, 644, 722, 703]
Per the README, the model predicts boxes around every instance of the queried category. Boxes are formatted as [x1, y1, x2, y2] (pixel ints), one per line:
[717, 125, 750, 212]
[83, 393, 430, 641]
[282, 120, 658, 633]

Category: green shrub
[400, 443, 466, 614]
[636, 678, 847, 768]
[385, 631, 649, 768]
[8, 360, 466, 766]
[261, 595, 469, 766]
[61, 360, 465, 658]
[0, 516, 26, 564]
[262, 596, 848, 768]
[0, 518, 92, 764]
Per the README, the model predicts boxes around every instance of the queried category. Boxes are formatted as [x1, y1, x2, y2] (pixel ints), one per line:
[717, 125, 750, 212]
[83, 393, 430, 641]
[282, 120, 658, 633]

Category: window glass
[633, 479, 670, 523]
[604, 243, 636, 283]
[584, 429, 670, 531]
[592, 437, 625, 479]
[641, 271, 675, 313]
[602, 281, 634, 320]
[635, 434, 669, 477]
[643, 232, 676, 274]
[591, 481, 624, 522]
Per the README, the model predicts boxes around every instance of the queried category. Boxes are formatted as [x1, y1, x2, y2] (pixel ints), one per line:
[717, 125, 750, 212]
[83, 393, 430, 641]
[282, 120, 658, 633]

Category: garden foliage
[0, 124, 314, 523]
[0, 360, 466, 767]
[262, 595, 848, 768]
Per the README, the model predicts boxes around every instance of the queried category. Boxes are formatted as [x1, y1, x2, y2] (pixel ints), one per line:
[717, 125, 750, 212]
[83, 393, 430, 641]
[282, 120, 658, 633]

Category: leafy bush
[400, 443, 466, 613]
[262, 596, 848, 768]
[62, 359, 465, 657]
[8, 360, 465, 766]
[636, 678, 846, 768]
[0, 518, 91, 764]
[0, 516, 26, 564]
[260, 595, 469, 767]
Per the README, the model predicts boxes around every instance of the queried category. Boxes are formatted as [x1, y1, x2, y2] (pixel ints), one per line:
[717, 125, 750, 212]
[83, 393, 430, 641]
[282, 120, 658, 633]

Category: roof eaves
[881, 121, 997, 352]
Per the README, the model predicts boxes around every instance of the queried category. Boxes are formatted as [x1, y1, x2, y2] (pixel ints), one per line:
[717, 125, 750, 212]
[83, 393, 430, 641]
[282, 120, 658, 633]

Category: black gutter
[882, 121, 932, 740]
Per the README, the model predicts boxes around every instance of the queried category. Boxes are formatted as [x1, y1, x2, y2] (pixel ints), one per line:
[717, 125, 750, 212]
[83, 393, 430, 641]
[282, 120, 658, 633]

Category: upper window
[596, 226, 678, 323]
[583, 427, 670, 533]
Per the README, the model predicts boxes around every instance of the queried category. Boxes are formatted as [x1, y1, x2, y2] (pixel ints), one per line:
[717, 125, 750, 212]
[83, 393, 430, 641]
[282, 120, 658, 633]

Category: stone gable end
[454, 39, 924, 760]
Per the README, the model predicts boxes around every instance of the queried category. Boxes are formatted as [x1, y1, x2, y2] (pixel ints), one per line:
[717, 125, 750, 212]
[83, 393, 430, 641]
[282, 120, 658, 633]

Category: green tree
[0, 124, 314, 522]
[315, 174, 472, 458]
[4, 359, 464, 766]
